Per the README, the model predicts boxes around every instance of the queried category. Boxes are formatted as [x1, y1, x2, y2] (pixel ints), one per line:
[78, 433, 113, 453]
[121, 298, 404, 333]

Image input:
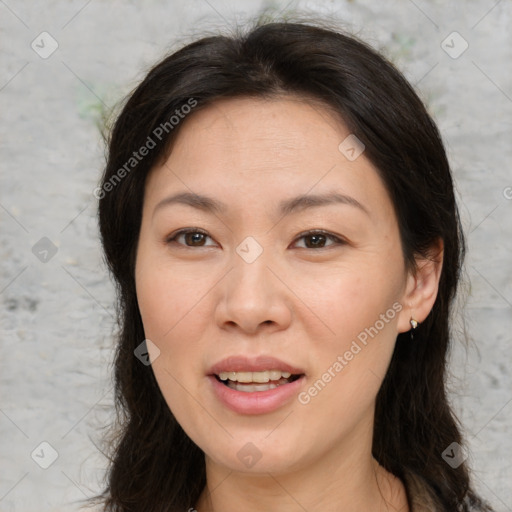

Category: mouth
[207, 355, 306, 414]
[208, 371, 306, 415]
[214, 370, 303, 392]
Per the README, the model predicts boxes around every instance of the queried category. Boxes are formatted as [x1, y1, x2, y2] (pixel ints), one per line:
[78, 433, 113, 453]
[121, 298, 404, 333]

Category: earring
[410, 317, 418, 341]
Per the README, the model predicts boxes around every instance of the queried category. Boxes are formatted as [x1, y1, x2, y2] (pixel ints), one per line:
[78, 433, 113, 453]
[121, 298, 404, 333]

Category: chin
[199, 435, 306, 475]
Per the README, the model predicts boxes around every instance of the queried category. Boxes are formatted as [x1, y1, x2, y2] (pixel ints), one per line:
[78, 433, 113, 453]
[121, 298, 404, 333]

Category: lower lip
[208, 375, 305, 415]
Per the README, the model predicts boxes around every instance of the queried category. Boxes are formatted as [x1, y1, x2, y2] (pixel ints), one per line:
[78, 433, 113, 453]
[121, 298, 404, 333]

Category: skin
[135, 96, 443, 512]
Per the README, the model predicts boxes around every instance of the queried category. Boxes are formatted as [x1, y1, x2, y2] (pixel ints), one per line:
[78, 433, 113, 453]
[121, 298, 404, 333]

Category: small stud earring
[410, 318, 418, 329]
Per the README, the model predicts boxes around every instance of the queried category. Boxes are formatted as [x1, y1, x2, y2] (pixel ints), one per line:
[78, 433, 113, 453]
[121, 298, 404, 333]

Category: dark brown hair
[94, 20, 493, 511]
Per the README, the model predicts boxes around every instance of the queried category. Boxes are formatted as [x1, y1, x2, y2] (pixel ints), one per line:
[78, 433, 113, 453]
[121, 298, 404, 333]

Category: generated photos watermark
[94, 98, 198, 200]
[134, 339, 161, 366]
[298, 301, 403, 405]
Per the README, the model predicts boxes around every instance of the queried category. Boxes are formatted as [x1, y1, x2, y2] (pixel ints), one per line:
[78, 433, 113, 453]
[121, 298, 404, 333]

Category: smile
[216, 370, 302, 392]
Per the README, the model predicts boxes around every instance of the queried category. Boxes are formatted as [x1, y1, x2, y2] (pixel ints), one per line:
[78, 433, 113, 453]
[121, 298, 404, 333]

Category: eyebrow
[153, 191, 369, 218]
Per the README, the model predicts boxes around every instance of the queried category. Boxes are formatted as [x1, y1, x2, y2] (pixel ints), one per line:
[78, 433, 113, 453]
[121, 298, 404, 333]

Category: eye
[292, 230, 345, 249]
[166, 228, 345, 250]
[166, 228, 217, 247]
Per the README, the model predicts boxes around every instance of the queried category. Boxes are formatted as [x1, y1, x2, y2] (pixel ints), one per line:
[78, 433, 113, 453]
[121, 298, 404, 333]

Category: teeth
[227, 382, 279, 392]
[218, 370, 292, 383]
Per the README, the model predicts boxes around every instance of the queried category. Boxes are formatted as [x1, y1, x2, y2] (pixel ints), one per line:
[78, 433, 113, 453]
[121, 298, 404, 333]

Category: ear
[397, 238, 444, 333]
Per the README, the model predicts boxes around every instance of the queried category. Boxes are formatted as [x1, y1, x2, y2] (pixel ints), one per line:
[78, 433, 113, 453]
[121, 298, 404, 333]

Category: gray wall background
[1, 0, 511, 510]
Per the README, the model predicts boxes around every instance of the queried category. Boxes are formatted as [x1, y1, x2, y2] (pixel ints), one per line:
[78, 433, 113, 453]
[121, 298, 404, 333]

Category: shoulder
[402, 471, 444, 512]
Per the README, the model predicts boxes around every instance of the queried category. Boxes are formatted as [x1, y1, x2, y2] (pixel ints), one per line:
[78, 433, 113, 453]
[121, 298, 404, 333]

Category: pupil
[307, 234, 325, 248]
[187, 232, 205, 246]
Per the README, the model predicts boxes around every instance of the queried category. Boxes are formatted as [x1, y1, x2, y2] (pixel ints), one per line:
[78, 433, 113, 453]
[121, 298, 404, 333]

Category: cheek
[135, 255, 216, 436]
[295, 258, 404, 412]
[135, 247, 213, 341]
[291, 256, 403, 342]
[134, 250, 214, 406]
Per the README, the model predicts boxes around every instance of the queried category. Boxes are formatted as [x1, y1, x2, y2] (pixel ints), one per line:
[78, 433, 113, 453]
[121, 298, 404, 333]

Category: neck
[194, 437, 409, 512]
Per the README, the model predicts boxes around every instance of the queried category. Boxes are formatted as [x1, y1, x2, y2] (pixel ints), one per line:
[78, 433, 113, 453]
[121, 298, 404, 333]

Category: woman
[95, 20, 493, 511]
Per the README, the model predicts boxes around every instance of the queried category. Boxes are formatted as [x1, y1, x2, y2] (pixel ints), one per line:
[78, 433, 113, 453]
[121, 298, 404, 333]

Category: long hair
[95, 20, 492, 511]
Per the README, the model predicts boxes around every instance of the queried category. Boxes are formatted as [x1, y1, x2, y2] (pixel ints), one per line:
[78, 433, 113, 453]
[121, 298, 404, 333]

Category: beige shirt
[403, 472, 443, 511]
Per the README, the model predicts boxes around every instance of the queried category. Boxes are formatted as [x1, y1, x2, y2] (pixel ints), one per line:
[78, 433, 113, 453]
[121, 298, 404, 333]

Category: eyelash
[165, 228, 346, 250]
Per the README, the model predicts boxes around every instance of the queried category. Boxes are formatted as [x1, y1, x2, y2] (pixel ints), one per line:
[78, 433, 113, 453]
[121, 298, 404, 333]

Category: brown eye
[304, 233, 327, 248]
[184, 232, 207, 246]
[167, 229, 216, 247]
[293, 230, 345, 249]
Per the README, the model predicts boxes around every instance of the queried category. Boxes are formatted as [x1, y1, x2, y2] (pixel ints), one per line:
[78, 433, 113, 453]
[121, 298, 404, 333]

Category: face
[135, 96, 414, 475]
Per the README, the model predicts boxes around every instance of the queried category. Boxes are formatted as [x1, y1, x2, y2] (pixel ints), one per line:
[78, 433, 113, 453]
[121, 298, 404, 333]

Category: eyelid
[165, 227, 218, 247]
[291, 229, 346, 249]
[165, 228, 346, 249]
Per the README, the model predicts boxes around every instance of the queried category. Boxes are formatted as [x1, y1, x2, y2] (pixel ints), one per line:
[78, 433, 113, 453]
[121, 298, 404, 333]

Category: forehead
[144, 96, 392, 224]
[166, 95, 346, 167]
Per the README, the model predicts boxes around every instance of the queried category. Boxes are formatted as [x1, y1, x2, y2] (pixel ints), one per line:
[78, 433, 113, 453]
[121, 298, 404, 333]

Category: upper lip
[209, 355, 305, 375]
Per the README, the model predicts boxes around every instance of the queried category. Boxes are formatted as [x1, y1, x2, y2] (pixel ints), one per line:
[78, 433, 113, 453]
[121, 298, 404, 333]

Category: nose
[214, 249, 292, 335]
